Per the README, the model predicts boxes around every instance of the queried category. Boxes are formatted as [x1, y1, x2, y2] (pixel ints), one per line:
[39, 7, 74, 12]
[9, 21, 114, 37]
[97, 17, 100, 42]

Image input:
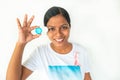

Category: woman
[6, 6, 92, 80]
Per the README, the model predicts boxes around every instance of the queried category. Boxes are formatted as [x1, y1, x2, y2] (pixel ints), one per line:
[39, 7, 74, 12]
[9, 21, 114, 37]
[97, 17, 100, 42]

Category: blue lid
[35, 27, 42, 34]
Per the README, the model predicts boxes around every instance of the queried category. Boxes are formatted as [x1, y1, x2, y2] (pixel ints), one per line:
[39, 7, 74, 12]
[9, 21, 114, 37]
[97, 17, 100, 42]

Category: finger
[23, 14, 28, 27]
[32, 34, 41, 39]
[27, 15, 34, 27]
[29, 26, 39, 31]
[16, 18, 22, 29]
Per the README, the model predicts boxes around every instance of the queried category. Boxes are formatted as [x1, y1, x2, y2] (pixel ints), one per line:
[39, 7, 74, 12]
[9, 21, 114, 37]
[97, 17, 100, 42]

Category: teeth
[55, 39, 63, 42]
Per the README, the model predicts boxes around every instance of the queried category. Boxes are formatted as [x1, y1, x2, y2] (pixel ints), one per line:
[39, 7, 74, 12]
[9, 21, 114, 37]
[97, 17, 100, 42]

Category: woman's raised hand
[16, 14, 40, 44]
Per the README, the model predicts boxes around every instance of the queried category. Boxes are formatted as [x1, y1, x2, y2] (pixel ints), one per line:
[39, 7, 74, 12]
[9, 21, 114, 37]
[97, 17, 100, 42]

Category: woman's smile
[54, 38, 64, 42]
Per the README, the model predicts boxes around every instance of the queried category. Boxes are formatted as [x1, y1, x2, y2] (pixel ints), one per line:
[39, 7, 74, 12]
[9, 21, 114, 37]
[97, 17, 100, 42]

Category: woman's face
[46, 14, 70, 47]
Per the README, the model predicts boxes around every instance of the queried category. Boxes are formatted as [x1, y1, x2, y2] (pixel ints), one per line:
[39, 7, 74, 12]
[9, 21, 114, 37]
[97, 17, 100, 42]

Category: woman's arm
[6, 14, 40, 80]
[84, 72, 92, 80]
[6, 42, 32, 80]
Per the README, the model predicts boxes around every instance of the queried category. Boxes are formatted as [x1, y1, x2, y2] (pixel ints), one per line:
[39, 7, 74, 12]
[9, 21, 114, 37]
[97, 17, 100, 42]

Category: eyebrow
[62, 24, 68, 26]
[47, 24, 69, 28]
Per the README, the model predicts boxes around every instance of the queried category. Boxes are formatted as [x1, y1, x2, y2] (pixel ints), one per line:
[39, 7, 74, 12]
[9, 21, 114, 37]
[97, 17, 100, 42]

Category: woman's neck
[50, 42, 72, 54]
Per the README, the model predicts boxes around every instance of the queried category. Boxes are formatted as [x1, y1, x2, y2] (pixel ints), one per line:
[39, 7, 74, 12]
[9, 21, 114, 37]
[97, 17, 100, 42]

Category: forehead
[46, 14, 68, 27]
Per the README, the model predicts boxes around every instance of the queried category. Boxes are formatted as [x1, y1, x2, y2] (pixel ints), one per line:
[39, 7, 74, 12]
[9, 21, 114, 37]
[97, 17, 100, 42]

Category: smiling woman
[47, 14, 71, 49]
[6, 6, 92, 80]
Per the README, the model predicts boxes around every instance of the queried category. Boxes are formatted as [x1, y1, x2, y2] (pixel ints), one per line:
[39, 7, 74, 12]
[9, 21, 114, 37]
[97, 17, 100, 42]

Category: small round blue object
[35, 27, 42, 34]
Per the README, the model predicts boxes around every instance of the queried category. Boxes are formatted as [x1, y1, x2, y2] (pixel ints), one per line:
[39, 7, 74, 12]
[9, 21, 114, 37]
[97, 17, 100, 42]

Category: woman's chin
[52, 42, 68, 47]
[54, 43, 64, 47]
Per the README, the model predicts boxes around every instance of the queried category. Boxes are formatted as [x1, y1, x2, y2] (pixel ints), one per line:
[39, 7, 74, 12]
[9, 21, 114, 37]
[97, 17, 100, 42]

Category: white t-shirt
[23, 43, 90, 80]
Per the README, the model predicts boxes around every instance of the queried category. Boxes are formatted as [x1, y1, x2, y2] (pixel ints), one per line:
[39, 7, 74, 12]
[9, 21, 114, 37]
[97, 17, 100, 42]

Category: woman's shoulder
[72, 42, 87, 53]
[28, 44, 49, 53]
[72, 42, 86, 49]
[35, 43, 50, 50]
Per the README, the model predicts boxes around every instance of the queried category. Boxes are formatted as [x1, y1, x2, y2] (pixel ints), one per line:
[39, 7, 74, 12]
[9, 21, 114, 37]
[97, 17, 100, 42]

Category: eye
[61, 25, 69, 30]
[48, 27, 55, 32]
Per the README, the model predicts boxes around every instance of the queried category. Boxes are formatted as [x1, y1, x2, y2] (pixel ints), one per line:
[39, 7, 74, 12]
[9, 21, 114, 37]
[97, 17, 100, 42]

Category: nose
[55, 29, 62, 37]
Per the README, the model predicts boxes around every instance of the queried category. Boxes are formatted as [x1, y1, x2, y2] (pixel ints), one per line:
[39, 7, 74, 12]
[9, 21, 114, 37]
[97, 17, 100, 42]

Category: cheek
[64, 30, 70, 37]
[47, 32, 53, 39]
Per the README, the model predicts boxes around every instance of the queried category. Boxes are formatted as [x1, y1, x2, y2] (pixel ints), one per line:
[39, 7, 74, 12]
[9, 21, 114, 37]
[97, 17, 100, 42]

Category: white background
[0, 0, 120, 80]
